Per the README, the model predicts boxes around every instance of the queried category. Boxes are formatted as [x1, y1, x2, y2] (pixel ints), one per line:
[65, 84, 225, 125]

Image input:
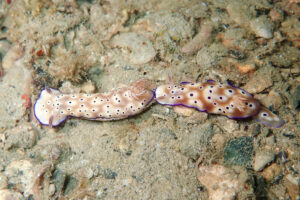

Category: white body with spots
[34, 79, 155, 126]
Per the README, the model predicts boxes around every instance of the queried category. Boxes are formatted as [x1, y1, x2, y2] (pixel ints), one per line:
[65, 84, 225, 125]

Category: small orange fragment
[21, 94, 32, 109]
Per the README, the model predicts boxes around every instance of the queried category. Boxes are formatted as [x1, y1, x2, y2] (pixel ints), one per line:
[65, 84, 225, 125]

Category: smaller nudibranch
[34, 79, 155, 127]
[155, 81, 285, 127]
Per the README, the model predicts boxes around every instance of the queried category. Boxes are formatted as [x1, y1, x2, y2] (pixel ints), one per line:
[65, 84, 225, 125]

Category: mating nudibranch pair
[34, 79, 285, 128]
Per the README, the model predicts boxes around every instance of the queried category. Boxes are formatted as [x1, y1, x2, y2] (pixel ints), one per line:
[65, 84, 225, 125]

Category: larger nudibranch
[155, 81, 285, 128]
[34, 79, 155, 127]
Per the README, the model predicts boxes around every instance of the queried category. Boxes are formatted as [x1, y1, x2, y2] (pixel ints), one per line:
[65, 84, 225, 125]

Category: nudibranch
[155, 81, 285, 128]
[34, 79, 155, 127]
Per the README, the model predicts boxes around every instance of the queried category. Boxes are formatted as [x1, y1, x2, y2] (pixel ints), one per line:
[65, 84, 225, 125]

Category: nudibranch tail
[253, 107, 285, 128]
[155, 81, 261, 119]
[34, 79, 155, 127]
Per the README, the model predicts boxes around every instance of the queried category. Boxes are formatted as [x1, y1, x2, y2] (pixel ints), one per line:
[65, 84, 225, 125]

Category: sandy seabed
[0, 0, 299, 199]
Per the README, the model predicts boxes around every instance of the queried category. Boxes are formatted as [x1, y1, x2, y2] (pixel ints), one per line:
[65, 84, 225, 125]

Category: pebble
[182, 23, 213, 54]
[269, 8, 284, 22]
[48, 183, 56, 196]
[244, 67, 273, 93]
[80, 80, 96, 93]
[236, 63, 256, 74]
[32, 137, 71, 162]
[284, 174, 300, 200]
[260, 90, 283, 110]
[219, 118, 240, 133]
[211, 133, 226, 150]
[79, 167, 94, 179]
[226, 1, 253, 28]
[2, 45, 24, 70]
[261, 163, 281, 182]
[226, 1, 274, 39]
[182, 2, 208, 19]
[290, 85, 300, 110]
[196, 43, 228, 69]
[0, 189, 23, 200]
[134, 12, 192, 41]
[103, 168, 118, 179]
[180, 123, 214, 160]
[0, 174, 8, 190]
[52, 169, 67, 194]
[253, 151, 275, 171]
[197, 164, 254, 200]
[111, 32, 156, 65]
[159, 129, 177, 140]
[173, 106, 195, 117]
[4, 123, 38, 150]
[0, 40, 11, 56]
[4, 160, 35, 198]
[223, 136, 253, 167]
[249, 16, 274, 39]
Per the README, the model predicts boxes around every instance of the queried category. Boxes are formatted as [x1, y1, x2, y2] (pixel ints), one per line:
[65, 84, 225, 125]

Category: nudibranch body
[155, 81, 285, 128]
[34, 79, 155, 126]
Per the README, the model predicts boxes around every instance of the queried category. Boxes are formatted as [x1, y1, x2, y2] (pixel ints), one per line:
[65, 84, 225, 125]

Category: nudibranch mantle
[34, 79, 155, 127]
[155, 81, 285, 128]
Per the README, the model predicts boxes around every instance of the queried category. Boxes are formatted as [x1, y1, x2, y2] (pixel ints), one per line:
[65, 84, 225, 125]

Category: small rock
[103, 169, 118, 179]
[236, 63, 256, 74]
[290, 85, 300, 110]
[52, 169, 67, 194]
[270, 53, 292, 68]
[4, 123, 38, 150]
[173, 106, 195, 117]
[0, 40, 11, 56]
[48, 183, 56, 196]
[2, 45, 24, 71]
[226, 1, 253, 28]
[32, 139, 71, 163]
[196, 43, 228, 69]
[269, 8, 284, 22]
[180, 123, 214, 160]
[284, 174, 300, 200]
[4, 160, 35, 198]
[220, 119, 240, 133]
[224, 136, 253, 167]
[197, 164, 254, 200]
[80, 80, 96, 93]
[0, 189, 23, 200]
[0, 174, 8, 190]
[212, 133, 226, 150]
[249, 16, 274, 39]
[182, 2, 209, 19]
[260, 90, 283, 110]
[111, 32, 156, 65]
[265, 135, 275, 147]
[244, 67, 273, 93]
[134, 11, 193, 41]
[79, 167, 94, 179]
[182, 23, 213, 54]
[181, 111, 208, 124]
[261, 163, 281, 182]
[253, 151, 275, 171]
[159, 129, 177, 140]
[59, 81, 81, 93]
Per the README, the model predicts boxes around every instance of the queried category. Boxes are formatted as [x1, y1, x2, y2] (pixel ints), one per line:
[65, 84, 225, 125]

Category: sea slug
[34, 79, 155, 127]
[155, 80, 285, 128]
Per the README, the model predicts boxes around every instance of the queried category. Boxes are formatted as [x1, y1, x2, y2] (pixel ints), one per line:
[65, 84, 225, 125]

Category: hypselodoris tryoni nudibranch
[34, 79, 155, 127]
[155, 80, 285, 128]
